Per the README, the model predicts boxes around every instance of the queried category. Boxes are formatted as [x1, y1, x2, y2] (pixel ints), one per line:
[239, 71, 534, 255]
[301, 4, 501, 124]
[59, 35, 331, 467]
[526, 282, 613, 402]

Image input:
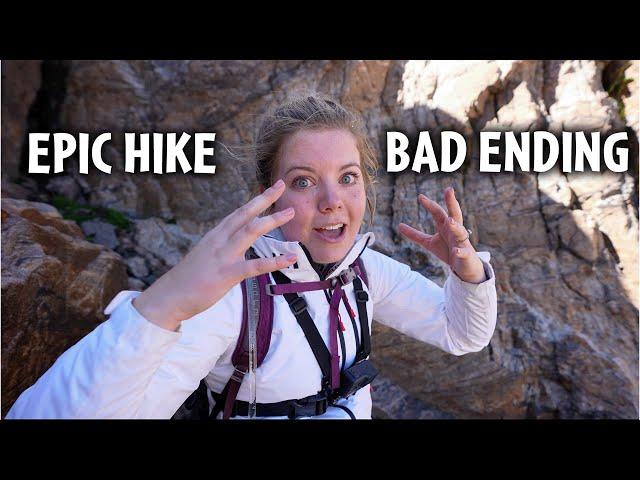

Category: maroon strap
[223, 370, 245, 419]
[268, 280, 332, 295]
[256, 272, 274, 361]
[341, 290, 356, 320]
[222, 273, 274, 419]
[220, 258, 368, 418]
[234, 280, 250, 362]
[267, 264, 365, 390]
[328, 284, 343, 389]
[232, 274, 274, 366]
[268, 265, 362, 296]
[355, 257, 368, 288]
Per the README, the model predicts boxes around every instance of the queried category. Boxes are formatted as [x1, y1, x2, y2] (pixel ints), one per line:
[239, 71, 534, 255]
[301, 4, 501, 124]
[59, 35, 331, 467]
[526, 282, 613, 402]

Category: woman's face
[273, 128, 367, 263]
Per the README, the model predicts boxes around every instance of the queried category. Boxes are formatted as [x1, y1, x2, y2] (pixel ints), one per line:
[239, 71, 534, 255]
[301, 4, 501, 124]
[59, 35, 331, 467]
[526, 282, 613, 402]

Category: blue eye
[293, 177, 310, 189]
[340, 172, 359, 184]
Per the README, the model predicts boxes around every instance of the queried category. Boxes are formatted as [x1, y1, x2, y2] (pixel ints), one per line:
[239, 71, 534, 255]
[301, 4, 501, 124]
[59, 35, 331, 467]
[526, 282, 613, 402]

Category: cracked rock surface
[2, 60, 638, 418]
[1, 198, 128, 415]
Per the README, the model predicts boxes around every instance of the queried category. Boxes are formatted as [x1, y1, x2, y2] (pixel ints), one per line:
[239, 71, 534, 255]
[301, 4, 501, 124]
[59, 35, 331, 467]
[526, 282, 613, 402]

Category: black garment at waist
[210, 390, 329, 419]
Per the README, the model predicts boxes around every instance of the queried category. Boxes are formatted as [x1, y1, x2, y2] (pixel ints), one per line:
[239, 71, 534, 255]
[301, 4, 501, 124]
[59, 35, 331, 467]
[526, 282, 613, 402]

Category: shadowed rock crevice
[19, 61, 72, 189]
[535, 173, 556, 251]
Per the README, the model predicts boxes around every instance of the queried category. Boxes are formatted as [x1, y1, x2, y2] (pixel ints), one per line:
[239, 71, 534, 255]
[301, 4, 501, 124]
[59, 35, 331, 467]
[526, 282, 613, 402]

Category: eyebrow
[284, 162, 361, 177]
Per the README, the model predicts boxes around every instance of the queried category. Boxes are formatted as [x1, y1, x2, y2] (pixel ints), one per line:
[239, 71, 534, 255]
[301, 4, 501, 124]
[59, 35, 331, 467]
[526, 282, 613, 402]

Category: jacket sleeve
[361, 248, 497, 356]
[5, 286, 243, 419]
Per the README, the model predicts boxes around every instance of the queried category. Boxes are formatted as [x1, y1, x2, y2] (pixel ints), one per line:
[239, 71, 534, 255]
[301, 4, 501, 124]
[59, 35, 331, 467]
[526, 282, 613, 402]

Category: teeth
[320, 223, 343, 230]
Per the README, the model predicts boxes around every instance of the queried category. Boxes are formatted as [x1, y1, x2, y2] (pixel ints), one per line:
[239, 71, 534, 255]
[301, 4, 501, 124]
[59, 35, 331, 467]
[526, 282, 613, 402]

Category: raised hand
[398, 187, 486, 284]
[133, 179, 298, 331]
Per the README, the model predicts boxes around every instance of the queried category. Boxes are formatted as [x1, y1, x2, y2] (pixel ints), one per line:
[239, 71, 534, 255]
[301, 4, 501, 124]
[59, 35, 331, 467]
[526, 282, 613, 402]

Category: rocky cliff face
[1, 198, 128, 415]
[2, 60, 638, 418]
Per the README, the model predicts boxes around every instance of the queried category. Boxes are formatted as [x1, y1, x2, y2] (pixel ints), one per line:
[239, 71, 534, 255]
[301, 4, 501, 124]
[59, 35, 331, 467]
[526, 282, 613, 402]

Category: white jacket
[5, 230, 497, 419]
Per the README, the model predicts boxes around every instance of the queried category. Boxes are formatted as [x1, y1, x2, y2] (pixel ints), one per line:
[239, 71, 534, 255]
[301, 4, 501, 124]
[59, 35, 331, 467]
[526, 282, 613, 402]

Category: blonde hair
[252, 92, 378, 226]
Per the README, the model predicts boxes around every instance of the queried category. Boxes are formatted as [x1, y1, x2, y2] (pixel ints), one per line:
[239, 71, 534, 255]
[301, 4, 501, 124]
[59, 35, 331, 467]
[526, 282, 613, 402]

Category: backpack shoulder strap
[213, 248, 275, 419]
[354, 256, 368, 289]
[270, 269, 333, 391]
[352, 256, 371, 362]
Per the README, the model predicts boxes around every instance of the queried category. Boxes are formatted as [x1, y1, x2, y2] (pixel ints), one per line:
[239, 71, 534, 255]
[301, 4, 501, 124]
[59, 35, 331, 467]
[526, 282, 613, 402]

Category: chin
[311, 250, 343, 264]
[307, 239, 355, 264]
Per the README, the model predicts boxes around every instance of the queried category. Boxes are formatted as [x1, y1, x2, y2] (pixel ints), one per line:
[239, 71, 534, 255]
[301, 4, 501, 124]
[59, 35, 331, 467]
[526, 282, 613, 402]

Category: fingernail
[274, 179, 284, 189]
[285, 254, 297, 262]
[283, 207, 295, 216]
[449, 217, 455, 225]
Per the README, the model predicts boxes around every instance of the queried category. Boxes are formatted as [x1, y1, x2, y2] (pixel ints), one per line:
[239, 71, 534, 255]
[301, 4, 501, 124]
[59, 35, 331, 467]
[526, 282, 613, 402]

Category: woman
[6, 94, 497, 419]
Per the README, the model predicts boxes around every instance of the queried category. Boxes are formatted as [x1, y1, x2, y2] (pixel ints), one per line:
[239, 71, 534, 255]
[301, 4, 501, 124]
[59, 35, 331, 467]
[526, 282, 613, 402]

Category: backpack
[172, 251, 370, 420]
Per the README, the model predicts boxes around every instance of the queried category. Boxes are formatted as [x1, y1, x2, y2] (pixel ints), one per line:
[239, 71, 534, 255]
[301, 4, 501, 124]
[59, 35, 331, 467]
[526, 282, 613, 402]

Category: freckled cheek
[347, 189, 367, 222]
[276, 194, 315, 241]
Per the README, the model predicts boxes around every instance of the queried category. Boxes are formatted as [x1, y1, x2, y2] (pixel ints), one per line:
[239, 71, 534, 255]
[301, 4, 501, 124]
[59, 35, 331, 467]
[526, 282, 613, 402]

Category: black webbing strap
[210, 381, 228, 419]
[352, 277, 371, 362]
[210, 390, 329, 419]
[271, 270, 332, 390]
[341, 289, 361, 354]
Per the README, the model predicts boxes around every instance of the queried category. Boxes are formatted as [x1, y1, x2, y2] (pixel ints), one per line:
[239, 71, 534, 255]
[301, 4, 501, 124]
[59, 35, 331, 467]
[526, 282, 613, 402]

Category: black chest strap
[352, 276, 371, 362]
[270, 269, 332, 391]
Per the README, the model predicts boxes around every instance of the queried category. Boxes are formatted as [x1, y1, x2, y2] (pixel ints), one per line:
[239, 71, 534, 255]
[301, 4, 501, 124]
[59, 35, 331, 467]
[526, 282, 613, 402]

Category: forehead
[277, 129, 360, 172]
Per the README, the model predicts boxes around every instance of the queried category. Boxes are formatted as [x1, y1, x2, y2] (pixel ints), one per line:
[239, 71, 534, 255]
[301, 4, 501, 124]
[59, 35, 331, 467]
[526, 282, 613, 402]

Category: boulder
[1, 198, 128, 416]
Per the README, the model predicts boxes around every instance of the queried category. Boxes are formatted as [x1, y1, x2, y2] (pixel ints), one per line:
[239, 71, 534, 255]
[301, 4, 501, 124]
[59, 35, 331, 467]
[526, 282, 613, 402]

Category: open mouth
[313, 223, 346, 243]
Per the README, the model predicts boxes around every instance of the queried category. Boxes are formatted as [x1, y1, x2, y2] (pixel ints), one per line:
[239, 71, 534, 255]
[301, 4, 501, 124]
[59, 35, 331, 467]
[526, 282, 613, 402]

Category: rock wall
[2, 59, 638, 418]
[1, 60, 42, 199]
[1, 198, 128, 415]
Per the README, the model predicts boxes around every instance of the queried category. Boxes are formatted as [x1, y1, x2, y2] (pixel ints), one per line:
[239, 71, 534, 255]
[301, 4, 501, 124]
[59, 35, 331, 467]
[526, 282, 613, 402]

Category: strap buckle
[230, 366, 246, 384]
[288, 393, 329, 419]
[316, 397, 328, 415]
[290, 296, 308, 316]
[355, 290, 369, 302]
[288, 398, 307, 419]
[265, 283, 276, 296]
[331, 268, 357, 287]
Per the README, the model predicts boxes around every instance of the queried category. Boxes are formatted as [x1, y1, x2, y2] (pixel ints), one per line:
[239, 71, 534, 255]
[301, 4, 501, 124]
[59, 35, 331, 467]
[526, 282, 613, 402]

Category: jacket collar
[252, 227, 375, 283]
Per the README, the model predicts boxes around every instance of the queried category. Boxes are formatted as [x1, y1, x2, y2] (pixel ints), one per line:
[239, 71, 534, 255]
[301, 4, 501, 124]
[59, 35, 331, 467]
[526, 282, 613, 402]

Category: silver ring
[458, 227, 472, 243]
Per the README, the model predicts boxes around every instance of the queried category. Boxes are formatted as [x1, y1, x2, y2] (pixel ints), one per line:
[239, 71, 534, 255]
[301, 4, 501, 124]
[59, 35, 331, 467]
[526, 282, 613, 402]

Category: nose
[317, 182, 344, 213]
